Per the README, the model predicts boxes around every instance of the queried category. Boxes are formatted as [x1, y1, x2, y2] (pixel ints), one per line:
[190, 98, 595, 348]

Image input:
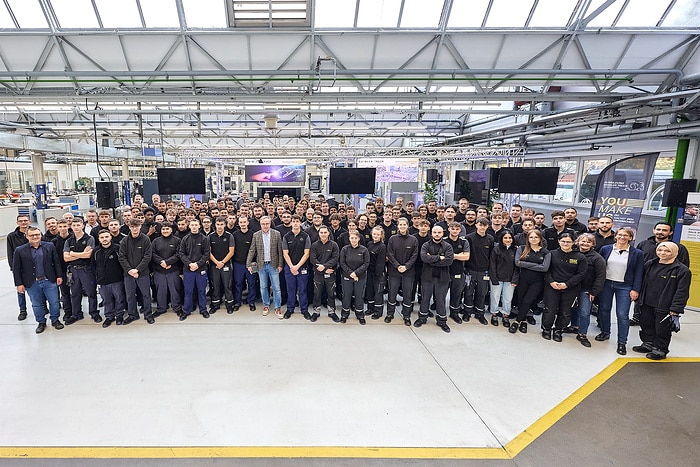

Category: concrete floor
[1, 255, 699, 465]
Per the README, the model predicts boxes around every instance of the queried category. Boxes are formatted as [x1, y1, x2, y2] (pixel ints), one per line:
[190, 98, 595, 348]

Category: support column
[122, 160, 130, 180]
[31, 153, 46, 185]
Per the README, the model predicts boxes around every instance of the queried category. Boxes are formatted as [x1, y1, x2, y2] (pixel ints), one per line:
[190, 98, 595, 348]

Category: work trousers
[183, 269, 208, 315]
[542, 286, 580, 331]
[313, 271, 336, 312]
[420, 279, 448, 322]
[341, 276, 366, 318]
[463, 270, 488, 317]
[153, 271, 183, 314]
[365, 272, 385, 315]
[124, 274, 152, 319]
[638, 304, 674, 356]
[69, 265, 98, 319]
[209, 263, 234, 309]
[448, 273, 466, 315]
[387, 274, 414, 318]
[233, 262, 257, 305]
[284, 265, 309, 313]
[516, 269, 545, 322]
[100, 282, 126, 320]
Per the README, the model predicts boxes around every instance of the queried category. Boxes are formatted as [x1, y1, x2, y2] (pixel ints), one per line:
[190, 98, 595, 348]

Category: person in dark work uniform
[463, 217, 494, 325]
[118, 218, 155, 325]
[52, 219, 73, 321]
[414, 224, 454, 333]
[445, 222, 470, 324]
[208, 217, 235, 314]
[95, 229, 126, 327]
[635, 241, 691, 360]
[151, 221, 184, 318]
[542, 232, 587, 343]
[386, 218, 419, 326]
[12, 226, 64, 334]
[179, 218, 211, 320]
[542, 210, 577, 251]
[512, 229, 551, 334]
[339, 231, 370, 325]
[282, 215, 312, 319]
[410, 218, 432, 310]
[232, 216, 257, 311]
[309, 225, 340, 322]
[366, 226, 387, 320]
[63, 217, 100, 324]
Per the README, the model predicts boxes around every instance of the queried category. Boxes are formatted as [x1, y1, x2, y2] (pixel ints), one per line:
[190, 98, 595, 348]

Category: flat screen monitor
[497, 167, 559, 195]
[157, 168, 206, 195]
[454, 169, 489, 205]
[245, 163, 305, 183]
[329, 168, 376, 194]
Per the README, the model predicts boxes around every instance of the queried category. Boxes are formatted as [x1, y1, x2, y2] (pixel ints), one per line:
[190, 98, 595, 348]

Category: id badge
[301, 268, 308, 275]
[324, 273, 331, 279]
[200, 270, 206, 276]
[454, 274, 462, 279]
[483, 275, 490, 281]
[223, 266, 230, 272]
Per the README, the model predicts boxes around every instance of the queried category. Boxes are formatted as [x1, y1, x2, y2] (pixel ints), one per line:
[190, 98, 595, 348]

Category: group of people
[8, 191, 691, 359]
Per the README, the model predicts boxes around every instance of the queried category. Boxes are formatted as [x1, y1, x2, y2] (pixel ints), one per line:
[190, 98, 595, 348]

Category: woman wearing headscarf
[634, 241, 691, 360]
[596, 227, 645, 355]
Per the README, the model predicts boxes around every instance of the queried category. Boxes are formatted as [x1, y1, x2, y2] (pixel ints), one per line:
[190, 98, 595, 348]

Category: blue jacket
[12, 241, 63, 288]
[599, 244, 644, 292]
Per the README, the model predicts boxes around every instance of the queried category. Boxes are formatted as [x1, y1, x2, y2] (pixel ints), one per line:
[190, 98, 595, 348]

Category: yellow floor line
[1, 357, 698, 460]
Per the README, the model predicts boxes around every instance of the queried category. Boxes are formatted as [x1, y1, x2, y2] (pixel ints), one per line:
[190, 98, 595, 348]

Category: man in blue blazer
[13, 226, 65, 334]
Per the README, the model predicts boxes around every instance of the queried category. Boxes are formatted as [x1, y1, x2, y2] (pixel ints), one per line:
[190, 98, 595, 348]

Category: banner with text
[680, 192, 700, 310]
[590, 152, 659, 229]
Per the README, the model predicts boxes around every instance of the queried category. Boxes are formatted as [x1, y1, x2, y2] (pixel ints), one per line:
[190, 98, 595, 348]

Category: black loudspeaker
[488, 168, 500, 190]
[426, 169, 439, 183]
[662, 179, 697, 207]
[96, 181, 120, 208]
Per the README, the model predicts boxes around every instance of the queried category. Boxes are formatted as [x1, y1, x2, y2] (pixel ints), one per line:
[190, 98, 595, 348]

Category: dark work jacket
[340, 244, 370, 280]
[310, 239, 340, 272]
[543, 226, 577, 251]
[420, 240, 454, 283]
[599, 244, 645, 292]
[94, 243, 123, 285]
[545, 249, 587, 289]
[366, 240, 387, 278]
[639, 259, 692, 314]
[465, 232, 494, 272]
[565, 218, 588, 235]
[179, 232, 210, 270]
[386, 233, 419, 277]
[489, 243, 519, 285]
[52, 233, 73, 279]
[580, 249, 606, 297]
[151, 235, 182, 273]
[13, 242, 62, 288]
[636, 236, 690, 267]
[515, 246, 551, 273]
[7, 227, 29, 271]
[118, 233, 153, 275]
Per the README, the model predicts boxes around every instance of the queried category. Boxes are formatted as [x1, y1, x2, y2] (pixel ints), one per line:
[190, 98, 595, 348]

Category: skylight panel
[485, 0, 536, 28]
[52, 0, 99, 28]
[357, 0, 402, 28]
[585, 0, 625, 28]
[95, 0, 143, 28]
[662, 0, 700, 27]
[140, 0, 180, 28]
[615, 0, 673, 27]
[7, 0, 48, 28]
[0, 4, 16, 28]
[400, 0, 443, 28]
[314, 0, 356, 28]
[528, 0, 577, 27]
[447, 0, 489, 28]
[183, 0, 227, 27]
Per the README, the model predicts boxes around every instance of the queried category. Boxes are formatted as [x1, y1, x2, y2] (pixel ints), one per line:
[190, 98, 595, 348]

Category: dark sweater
[118, 233, 152, 275]
[366, 240, 387, 277]
[489, 243, 519, 285]
[639, 259, 691, 314]
[94, 243, 124, 285]
[420, 239, 454, 282]
[151, 235, 182, 273]
[465, 232, 494, 272]
[310, 239, 340, 272]
[339, 244, 370, 279]
[580, 249, 606, 296]
[545, 249, 587, 289]
[386, 233, 419, 276]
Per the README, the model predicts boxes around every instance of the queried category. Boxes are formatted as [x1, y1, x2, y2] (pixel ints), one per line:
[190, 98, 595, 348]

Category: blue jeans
[489, 281, 515, 315]
[570, 290, 594, 335]
[17, 290, 26, 312]
[233, 262, 257, 305]
[258, 263, 282, 309]
[26, 279, 60, 324]
[598, 280, 633, 344]
[183, 269, 208, 314]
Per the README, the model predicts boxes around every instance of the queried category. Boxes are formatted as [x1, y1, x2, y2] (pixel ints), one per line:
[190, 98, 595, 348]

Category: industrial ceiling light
[263, 113, 279, 129]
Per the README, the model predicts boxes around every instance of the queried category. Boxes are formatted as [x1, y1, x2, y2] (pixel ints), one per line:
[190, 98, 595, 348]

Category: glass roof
[0, 0, 694, 30]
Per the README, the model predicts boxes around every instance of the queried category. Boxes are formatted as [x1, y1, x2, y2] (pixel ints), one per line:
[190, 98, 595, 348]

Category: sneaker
[449, 313, 463, 324]
[576, 334, 591, 348]
[490, 315, 499, 326]
[52, 320, 64, 330]
[633, 343, 654, 353]
[594, 332, 610, 342]
[384, 315, 393, 323]
[629, 317, 640, 326]
[328, 313, 340, 323]
[276, 308, 284, 319]
[18, 310, 27, 321]
[310, 313, 320, 322]
[646, 350, 666, 360]
[437, 322, 450, 333]
[35, 322, 46, 334]
[508, 322, 518, 334]
[519, 322, 528, 333]
[477, 315, 488, 325]
[541, 329, 552, 340]
[502, 317, 510, 327]
[526, 316, 536, 326]
[413, 318, 427, 328]
[262, 306, 270, 316]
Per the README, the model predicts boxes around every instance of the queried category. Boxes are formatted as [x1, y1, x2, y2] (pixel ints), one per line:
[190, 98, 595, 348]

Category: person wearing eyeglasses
[12, 226, 64, 334]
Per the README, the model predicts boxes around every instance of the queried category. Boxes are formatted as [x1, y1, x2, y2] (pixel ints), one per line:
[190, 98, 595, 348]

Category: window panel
[662, 0, 700, 27]
[577, 158, 609, 204]
[585, 0, 624, 28]
[7, 0, 48, 28]
[140, 0, 180, 28]
[646, 156, 675, 211]
[616, 0, 673, 27]
[485, 0, 535, 28]
[95, 0, 142, 28]
[528, 0, 577, 27]
[0, 4, 16, 28]
[52, 0, 99, 28]
[183, 0, 227, 27]
[554, 160, 576, 203]
[357, 0, 402, 28]
[447, 0, 489, 27]
[400, 0, 443, 28]
[315, 0, 355, 27]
